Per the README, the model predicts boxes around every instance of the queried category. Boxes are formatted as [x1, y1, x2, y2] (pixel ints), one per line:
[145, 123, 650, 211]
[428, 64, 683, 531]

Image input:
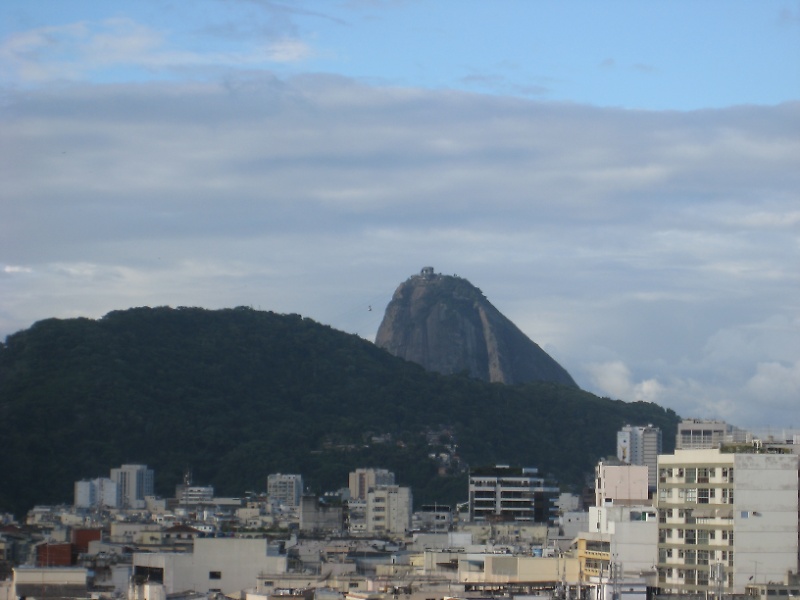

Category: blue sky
[3, 1, 798, 108]
[1, 0, 799, 431]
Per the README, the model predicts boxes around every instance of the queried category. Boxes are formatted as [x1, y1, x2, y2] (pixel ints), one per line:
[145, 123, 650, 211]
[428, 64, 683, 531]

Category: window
[698, 489, 710, 504]
[686, 468, 697, 483]
[685, 529, 697, 545]
[685, 488, 697, 503]
[209, 571, 222, 580]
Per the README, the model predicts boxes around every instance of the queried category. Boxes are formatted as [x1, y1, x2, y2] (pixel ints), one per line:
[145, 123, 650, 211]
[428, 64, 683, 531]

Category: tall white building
[110, 464, 154, 509]
[74, 477, 118, 509]
[656, 448, 799, 594]
[365, 485, 412, 535]
[617, 425, 662, 490]
[267, 474, 303, 508]
[348, 468, 395, 501]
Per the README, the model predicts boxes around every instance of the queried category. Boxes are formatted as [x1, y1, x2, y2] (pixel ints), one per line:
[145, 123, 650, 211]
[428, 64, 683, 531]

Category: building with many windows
[656, 448, 799, 594]
[110, 464, 154, 509]
[617, 425, 662, 491]
[675, 419, 747, 450]
[468, 465, 558, 524]
[74, 477, 118, 509]
[266, 474, 303, 508]
[365, 485, 412, 535]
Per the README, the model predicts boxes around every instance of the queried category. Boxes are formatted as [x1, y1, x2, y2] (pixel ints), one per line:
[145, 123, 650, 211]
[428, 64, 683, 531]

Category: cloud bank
[2, 72, 798, 429]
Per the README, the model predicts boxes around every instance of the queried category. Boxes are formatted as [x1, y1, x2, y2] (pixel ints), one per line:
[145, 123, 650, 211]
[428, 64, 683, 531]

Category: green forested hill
[0, 306, 679, 516]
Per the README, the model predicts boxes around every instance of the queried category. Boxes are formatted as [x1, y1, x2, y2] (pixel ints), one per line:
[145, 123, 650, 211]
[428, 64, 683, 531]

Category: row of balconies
[658, 467, 734, 485]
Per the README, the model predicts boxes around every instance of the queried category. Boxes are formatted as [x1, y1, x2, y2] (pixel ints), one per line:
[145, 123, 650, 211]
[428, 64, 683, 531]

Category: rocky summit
[375, 267, 578, 387]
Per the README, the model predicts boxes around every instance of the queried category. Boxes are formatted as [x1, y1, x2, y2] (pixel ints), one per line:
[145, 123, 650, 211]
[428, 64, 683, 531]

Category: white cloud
[0, 19, 314, 84]
[1, 77, 798, 429]
[586, 361, 665, 404]
[3, 266, 33, 274]
[746, 360, 800, 409]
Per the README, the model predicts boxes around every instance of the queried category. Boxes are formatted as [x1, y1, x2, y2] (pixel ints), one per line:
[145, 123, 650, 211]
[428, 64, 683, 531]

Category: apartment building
[365, 485, 412, 535]
[656, 448, 799, 594]
[468, 465, 558, 524]
[348, 468, 395, 501]
[74, 477, 118, 509]
[617, 425, 662, 491]
[594, 460, 649, 507]
[267, 473, 303, 508]
[110, 464, 154, 509]
[675, 419, 747, 450]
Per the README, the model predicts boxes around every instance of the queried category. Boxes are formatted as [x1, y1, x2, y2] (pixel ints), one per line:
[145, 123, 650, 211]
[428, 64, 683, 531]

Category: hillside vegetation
[0, 307, 679, 516]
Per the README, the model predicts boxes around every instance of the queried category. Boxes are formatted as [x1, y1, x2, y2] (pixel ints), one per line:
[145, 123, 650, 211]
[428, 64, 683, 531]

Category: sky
[1, 1, 799, 431]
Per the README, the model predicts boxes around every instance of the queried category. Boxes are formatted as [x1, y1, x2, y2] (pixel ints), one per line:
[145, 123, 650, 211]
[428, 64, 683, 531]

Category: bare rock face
[375, 267, 578, 387]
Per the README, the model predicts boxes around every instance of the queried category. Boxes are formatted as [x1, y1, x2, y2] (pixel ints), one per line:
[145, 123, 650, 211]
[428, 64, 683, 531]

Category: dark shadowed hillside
[0, 306, 679, 516]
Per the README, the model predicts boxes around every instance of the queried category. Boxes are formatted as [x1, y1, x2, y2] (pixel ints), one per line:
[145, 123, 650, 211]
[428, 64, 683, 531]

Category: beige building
[349, 468, 395, 501]
[595, 461, 650, 507]
[366, 485, 411, 535]
[656, 448, 799, 594]
[132, 537, 287, 596]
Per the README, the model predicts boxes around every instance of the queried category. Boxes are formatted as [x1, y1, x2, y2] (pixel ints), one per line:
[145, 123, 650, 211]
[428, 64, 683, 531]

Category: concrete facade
[267, 474, 303, 508]
[132, 538, 287, 596]
[110, 464, 154, 510]
[595, 462, 649, 507]
[366, 485, 411, 535]
[468, 466, 558, 524]
[656, 448, 799, 594]
[617, 425, 662, 491]
[348, 469, 395, 501]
